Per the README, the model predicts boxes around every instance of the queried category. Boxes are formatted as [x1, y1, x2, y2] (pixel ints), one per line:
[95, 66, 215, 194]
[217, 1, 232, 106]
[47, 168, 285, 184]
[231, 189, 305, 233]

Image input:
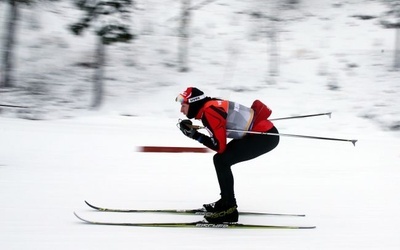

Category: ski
[84, 200, 305, 217]
[74, 212, 315, 229]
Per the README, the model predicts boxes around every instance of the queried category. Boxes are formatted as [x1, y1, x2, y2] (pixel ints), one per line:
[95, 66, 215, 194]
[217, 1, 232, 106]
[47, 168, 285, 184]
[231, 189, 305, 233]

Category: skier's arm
[196, 107, 227, 153]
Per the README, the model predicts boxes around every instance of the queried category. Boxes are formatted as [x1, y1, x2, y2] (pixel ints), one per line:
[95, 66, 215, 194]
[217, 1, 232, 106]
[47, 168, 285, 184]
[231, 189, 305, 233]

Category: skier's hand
[179, 119, 196, 138]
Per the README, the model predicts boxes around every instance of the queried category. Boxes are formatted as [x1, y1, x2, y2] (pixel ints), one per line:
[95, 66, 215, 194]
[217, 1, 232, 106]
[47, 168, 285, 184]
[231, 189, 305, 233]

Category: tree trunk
[1, 0, 19, 88]
[91, 38, 105, 109]
[269, 20, 279, 77]
[394, 28, 400, 70]
[178, 0, 191, 72]
[266, 1, 280, 84]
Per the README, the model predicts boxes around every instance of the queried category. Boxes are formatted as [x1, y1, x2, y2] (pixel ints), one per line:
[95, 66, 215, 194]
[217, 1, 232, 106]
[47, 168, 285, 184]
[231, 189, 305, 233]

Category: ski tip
[351, 140, 358, 146]
[84, 200, 98, 209]
[74, 211, 95, 224]
[73, 211, 84, 221]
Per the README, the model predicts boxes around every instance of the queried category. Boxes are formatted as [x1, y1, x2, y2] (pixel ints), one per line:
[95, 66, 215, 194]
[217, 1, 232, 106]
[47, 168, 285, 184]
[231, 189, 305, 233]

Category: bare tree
[251, 0, 281, 84]
[268, 10, 280, 79]
[268, 0, 300, 81]
[178, 0, 191, 72]
[0, 0, 32, 88]
[69, 0, 134, 108]
[380, 0, 400, 70]
[174, 0, 217, 72]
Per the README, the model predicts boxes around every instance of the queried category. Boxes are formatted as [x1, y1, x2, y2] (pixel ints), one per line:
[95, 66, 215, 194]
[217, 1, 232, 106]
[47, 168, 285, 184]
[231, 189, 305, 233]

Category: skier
[176, 87, 280, 223]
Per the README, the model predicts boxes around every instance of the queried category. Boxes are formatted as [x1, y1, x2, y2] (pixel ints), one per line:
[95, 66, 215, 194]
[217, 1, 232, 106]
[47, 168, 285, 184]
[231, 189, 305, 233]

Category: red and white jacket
[195, 99, 274, 153]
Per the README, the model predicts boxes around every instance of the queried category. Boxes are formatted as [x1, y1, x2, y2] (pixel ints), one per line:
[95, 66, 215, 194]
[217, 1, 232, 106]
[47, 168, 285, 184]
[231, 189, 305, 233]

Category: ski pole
[189, 125, 357, 146]
[270, 112, 332, 121]
[226, 129, 358, 146]
[190, 112, 332, 128]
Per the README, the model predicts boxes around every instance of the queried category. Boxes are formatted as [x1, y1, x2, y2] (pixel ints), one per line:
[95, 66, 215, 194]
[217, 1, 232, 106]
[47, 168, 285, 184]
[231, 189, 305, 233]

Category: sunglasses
[175, 94, 187, 104]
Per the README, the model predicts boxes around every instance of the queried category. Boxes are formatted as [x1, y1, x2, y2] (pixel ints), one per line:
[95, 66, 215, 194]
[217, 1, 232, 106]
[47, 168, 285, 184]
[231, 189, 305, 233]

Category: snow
[1, 115, 399, 249]
[1, 0, 400, 249]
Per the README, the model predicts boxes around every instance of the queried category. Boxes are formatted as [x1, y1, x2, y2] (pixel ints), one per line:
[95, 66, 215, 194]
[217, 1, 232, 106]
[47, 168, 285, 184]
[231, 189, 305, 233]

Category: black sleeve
[192, 116, 219, 151]
[193, 132, 218, 151]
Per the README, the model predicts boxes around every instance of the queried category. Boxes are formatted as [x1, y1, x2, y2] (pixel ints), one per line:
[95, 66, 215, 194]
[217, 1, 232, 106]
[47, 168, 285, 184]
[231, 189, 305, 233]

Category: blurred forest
[0, 0, 399, 124]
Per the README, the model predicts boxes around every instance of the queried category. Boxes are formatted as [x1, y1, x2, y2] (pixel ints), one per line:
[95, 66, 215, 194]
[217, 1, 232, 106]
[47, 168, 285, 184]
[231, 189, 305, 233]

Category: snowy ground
[1, 0, 400, 249]
[1, 111, 400, 249]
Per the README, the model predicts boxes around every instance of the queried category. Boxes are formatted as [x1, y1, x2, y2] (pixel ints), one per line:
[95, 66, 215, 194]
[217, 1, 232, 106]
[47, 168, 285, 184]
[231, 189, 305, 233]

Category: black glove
[179, 119, 197, 138]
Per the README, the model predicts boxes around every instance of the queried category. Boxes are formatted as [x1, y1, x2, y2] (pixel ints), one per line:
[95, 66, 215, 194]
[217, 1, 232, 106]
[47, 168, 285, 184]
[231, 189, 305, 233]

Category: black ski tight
[213, 126, 280, 205]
